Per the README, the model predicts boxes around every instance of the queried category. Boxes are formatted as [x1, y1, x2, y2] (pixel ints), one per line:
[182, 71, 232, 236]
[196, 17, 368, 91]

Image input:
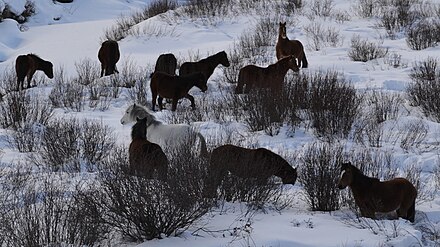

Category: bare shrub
[379, 0, 419, 38]
[406, 19, 440, 50]
[407, 72, 440, 122]
[365, 90, 404, 123]
[74, 58, 100, 86]
[0, 90, 53, 130]
[304, 22, 343, 51]
[409, 57, 439, 82]
[8, 123, 43, 153]
[300, 142, 343, 211]
[399, 119, 428, 151]
[307, 70, 360, 139]
[309, 0, 334, 17]
[184, 0, 232, 18]
[347, 148, 398, 180]
[128, 78, 149, 106]
[352, 0, 379, 18]
[0, 169, 104, 246]
[35, 118, 115, 172]
[103, 0, 177, 41]
[0, 65, 18, 97]
[76, 146, 213, 241]
[384, 52, 406, 68]
[49, 73, 85, 112]
[348, 35, 388, 62]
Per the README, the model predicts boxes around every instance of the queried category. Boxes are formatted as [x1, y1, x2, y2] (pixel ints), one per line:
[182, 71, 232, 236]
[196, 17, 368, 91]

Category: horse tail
[301, 52, 308, 68]
[197, 132, 209, 157]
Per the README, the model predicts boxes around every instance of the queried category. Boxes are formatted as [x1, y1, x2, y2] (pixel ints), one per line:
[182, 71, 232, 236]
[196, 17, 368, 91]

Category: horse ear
[283, 22, 286, 25]
[341, 162, 349, 171]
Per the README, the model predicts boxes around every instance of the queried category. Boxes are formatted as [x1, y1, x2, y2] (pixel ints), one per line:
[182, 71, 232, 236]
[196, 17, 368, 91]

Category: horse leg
[184, 94, 196, 109]
[151, 92, 157, 111]
[26, 70, 35, 89]
[100, 64, 105, 77]
[158, 96, 164, 111]
[171, 97, 178, 111]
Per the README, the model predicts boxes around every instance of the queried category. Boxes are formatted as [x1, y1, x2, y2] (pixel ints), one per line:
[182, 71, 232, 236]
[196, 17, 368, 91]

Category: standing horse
[151, 53, 177, 78]
[150, 71, 207, 111]
[98, 40, 120, 77]
[276, 22, 308, 68]
[121, 103, 208, 156]
[235, 56, 298, 94]
[179, 51, 230, 83]
[338, 162, 417, 222]
[204, 144, 297, 198]
[129, 117, 168, 180]
[15, 54, 53, 91]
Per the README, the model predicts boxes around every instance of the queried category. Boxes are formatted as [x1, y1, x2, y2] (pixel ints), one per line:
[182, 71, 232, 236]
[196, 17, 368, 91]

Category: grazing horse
[235, 56, 298, 94]
[338, 162, 417, 222]
[204, 144, 297, 198]
[276, 22, 308, 68]
[120, 103, 208, 156]
[179, 51, 230, 83]
[151, 53, 177, 78]
[98, 40, 120, 77]
[15, 54, 53, 90]
[129, 117, 168, 180]
[150, 71, 207, 111]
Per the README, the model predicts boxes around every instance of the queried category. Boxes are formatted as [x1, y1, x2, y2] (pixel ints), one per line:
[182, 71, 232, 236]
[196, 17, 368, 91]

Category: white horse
[120, 103, 208, 156]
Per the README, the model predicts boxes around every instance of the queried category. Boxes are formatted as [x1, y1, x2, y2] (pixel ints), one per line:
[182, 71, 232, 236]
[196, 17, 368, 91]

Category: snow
[2, 0, 440, 246]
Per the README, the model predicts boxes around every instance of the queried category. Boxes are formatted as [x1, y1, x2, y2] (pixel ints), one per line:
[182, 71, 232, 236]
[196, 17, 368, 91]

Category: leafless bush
[404, 163, 433, 203]
[75, 145, 213, 242]
[0, 169, 104, 246]
[300, 142, 343, 211]
[410, 57, 439, 82]
[348, 35, 388, 62]
[49, 72, 85, 112]
[127, 78, 149, 106]
[399, 119, 428, 151]
[307, 70, 360, 139]
[304, 22, 343, 51]
[379, 0, 419, 38]
[309, 0, 334, 17]
[407, 57, 440, 120]
[406, 19, 440, 50]
[0, 65, 18, 97]
[384, 52, 406, 68]
[347, 148, 398, 180]
[103, 0, 177, 41]
[0, 90, 53, 130]
[184, 0, 232, 18]
[222, 45, 245, 84]
[8, 123, 43, 153]
[35, 118, 115, 172]
[74, 58, 100, 86]
[365, 90, 404, 123]
[352, 0, 379, 18]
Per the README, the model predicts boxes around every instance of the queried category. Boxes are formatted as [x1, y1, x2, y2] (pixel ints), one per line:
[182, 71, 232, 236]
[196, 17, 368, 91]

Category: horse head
[44, 61, 54, 79]
[120, 103, 136, 125]
[219, 51, 231, 67]
[338, 162, 353, 189]
[287, 55, 299, 72]
[279, 22, 287, 39]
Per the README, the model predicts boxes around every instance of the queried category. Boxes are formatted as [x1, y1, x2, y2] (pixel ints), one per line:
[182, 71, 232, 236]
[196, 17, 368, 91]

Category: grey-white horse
[120, 103, 208, 156]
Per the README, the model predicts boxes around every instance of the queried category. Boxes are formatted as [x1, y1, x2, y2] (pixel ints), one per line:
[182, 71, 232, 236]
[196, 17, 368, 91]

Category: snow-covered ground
[1, 0, 440, 246]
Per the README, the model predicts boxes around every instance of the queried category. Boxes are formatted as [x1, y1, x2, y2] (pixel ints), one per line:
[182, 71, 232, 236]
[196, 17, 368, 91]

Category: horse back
[371, 178, 417, 212]
[276, 38, 303, 59]
[98, 41, 120, 68]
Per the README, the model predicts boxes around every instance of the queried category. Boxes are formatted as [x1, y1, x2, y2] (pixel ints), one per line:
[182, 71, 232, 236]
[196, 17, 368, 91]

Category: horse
[338, 162, 417, 222]
[15, 54, 53, 91]
[150, 53, 177, 78]
[98, 40, 120, 77]
[235, 55, 298, 94]
[276, 22, 308, 68]
[128, 117, 168, 180]
[179, 51, 230, 83]
[150, 71, 207, 111]
[120, 103, 208, 156]
[204, 144, 297, 198]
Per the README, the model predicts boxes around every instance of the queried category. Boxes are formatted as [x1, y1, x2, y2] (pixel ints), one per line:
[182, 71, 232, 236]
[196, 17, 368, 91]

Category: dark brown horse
[151, 53, 177, 78]
[150, 71, 207, 111]
[128, 117, 168, 180]
[98, 40, 120, 77]
[276, 22, 308, 68]
[235, 55, 298, 94]
[204, 144, 297, 198]
[15, 54, 53, 91]
[338, 162, 417, 222]
[179, 51, 230, 83]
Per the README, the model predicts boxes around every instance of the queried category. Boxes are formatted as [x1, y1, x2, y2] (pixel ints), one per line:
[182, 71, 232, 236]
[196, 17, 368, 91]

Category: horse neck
[30, 55, 48, 70]
[277, 60, 292, 75]
[349, 171, 376, 194]
[204, 54, 222, 71]
[278, 33, 289, 42]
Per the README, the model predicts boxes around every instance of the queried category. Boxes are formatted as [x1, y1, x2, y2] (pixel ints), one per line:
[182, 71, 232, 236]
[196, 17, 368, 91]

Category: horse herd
[12, 22, 418, 223]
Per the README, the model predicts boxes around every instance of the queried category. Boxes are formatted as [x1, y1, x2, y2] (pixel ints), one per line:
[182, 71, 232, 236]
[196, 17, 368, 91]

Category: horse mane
[132, 104, 161, 126]
[131, 118, 147, 140]
[347, 163, 380, 187]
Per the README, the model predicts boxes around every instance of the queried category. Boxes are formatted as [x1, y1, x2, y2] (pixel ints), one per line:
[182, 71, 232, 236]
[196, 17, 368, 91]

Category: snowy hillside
[1, 0, 440, 246]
